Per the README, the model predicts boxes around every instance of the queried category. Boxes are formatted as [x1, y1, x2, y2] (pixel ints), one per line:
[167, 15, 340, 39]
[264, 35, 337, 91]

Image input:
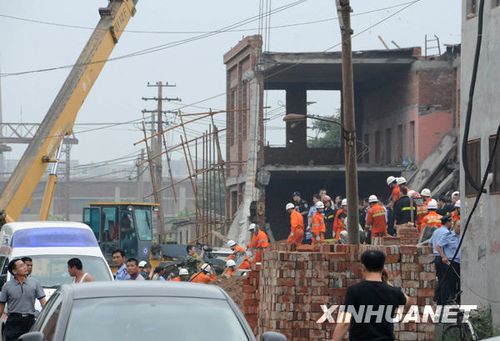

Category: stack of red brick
[253, 242, 436, 341]
[242, 265, 261, 333]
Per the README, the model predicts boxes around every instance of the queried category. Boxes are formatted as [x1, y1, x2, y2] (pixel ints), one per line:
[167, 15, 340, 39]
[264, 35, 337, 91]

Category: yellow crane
[0, 0, 138, 223]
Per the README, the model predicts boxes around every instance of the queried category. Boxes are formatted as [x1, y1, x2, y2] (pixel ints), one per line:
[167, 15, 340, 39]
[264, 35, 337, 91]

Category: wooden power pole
[337, 0, 360, 245]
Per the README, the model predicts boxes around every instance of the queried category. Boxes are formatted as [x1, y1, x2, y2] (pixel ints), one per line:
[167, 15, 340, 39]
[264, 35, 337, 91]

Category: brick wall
[232, 240, 436, 341]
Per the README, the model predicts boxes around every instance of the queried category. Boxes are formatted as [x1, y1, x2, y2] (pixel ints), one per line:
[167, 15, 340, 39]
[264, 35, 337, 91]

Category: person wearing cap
[292, 191, 309, 225]
[247, 224, 270, 269]
[311, 201, 326, 247]
[451, 191, 460, 205]
[138, 261, 151, 280]
[226, 240, 250, 270]
[436, 219, 461, 304]
[286, 203, 304, 246]
[430, 215, 452, 304]
[170, 268, 190, 282]
[365, 195, 387, 239]
[421, 199, 443, 235]
[323, 196, 335, 239]
[393, 186, 416, 227]
[222, 260, 237, 279]
[190, 263, 217, 284]
[451, 199, 460, 224]
[408, 191, 427, 233]
[333, 198, 348, 240]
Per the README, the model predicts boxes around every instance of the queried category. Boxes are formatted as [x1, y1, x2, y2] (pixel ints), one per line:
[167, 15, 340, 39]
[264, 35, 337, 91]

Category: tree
[308, 111, 342, 148]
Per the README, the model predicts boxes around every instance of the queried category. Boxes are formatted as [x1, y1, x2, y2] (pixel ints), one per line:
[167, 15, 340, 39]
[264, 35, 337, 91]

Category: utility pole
[337, 0, 360, 245]
[142, 81, 180, 239]
[136, 149, 145, 201]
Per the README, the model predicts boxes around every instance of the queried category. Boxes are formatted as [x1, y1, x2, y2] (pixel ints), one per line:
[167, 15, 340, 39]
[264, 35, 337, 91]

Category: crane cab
[83, 202, 158, 262]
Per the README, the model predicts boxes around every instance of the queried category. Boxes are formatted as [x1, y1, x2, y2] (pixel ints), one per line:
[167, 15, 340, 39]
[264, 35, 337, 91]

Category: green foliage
[307, 112, 342, 148]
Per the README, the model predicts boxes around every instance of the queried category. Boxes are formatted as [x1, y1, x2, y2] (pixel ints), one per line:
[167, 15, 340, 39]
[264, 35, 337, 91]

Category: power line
[0, 1, 416, 35]
[0, 0, 306, 78]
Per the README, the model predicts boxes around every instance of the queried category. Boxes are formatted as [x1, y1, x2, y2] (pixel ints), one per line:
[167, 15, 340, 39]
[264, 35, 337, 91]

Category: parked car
[18, 282, 287, 341]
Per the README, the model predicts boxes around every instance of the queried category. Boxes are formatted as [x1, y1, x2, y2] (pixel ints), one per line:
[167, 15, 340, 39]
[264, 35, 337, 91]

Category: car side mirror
[261, 331, 288, 341]
[17, 332, 44, 341]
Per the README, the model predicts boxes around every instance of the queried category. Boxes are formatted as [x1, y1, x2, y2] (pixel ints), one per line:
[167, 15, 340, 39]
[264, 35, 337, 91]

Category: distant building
[224, 35, 460, 242]
[460, 0, 500, 327]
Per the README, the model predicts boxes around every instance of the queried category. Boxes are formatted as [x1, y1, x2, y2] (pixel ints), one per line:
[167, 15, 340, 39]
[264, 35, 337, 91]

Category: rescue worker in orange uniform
[286, 203, 304, 245]
[387, 176, 400, 207]
[408, 190, 428, 233]
[333, 198, 347, 240]
[222, 259, 237, 279]
[365, 195, 388, 238]
[311, 201, 326, 247]
[169, 268, 190, 282]
[421, 188, 432, 206]
[451, 200, 460, 224]
[190, 263, 217, 284]
[247, 224, 269, 269]
[227, 240, 250, 270]
[421, 199, 442, 235]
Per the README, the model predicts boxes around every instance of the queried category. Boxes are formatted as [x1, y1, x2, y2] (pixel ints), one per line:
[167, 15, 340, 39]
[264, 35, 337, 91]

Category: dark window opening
[465, 139, 481, 196]
[489, 134, 500, 194]
[385, 128, 392, 164]
[375, 131, 382, 164]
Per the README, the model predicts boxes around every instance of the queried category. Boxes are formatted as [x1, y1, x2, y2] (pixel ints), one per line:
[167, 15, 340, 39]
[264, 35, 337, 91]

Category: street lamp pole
[337, 0, 360, 245]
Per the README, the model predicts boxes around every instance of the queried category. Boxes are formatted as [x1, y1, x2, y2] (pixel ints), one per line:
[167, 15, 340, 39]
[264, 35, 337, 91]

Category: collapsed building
[224, 35, 460, 243]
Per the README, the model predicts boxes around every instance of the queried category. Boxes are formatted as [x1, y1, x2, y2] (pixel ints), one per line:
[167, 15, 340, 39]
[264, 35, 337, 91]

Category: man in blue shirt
[437, 220, 461, 304]
[112, 249, 129, 280]
[430, 215, 452, 304]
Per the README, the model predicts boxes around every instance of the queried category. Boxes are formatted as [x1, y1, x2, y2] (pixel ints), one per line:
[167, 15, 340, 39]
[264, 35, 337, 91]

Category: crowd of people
[285, 176, 462, 305]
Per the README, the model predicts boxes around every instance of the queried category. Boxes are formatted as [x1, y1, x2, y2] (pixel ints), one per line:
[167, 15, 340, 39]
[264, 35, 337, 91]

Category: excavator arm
[0, 0, 138, 222]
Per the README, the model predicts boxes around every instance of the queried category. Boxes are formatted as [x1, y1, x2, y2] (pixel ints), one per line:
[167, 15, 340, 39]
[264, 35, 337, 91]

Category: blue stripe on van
[12, 228, 98, 248]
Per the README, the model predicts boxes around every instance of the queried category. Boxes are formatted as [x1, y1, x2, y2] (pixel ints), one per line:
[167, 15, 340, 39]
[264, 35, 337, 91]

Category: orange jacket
[421, 211, 442, 230]
[311, 211, 326, 236]
[222, 267, 235, 279]
[228, 244, 250, 270]
[190, 272, 217, 284]
[290, 209, 305, 234]
[248, 230, 270, 250]
[333, 208, 345, 240]
[391, 185, 401, 203]
[366, 203, 387, 234]
[416, 205, 428, 231]
[169, 276, 181, 282]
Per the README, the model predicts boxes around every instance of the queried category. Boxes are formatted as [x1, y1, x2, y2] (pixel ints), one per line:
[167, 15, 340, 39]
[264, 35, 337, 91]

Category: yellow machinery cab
[83, 202, 158, 262]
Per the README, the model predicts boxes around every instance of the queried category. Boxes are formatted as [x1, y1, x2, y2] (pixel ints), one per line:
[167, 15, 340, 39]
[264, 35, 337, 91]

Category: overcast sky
[0, 0, 460, 167]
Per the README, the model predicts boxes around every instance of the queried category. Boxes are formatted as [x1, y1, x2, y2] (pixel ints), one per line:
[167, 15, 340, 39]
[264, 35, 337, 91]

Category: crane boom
[0, 0, 138, 221]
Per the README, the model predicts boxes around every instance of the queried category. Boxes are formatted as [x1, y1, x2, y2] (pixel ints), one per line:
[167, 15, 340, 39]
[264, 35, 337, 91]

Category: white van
[0, 221, 113, 303]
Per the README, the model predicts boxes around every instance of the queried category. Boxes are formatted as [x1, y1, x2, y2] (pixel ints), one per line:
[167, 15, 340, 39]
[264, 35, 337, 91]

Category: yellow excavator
[0, 0, 138, 225]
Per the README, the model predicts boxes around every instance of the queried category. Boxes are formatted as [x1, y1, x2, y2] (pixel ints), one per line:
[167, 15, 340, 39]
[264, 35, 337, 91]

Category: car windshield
[26, 255, 111, 287]
[64, 296, 250, 341]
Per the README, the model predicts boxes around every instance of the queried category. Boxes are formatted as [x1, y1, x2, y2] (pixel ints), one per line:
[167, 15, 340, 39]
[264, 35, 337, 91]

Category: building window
[490, 134, 500, 194]
[465, 139, 481, 196]
[228, 88, 237, 146]
[409, 121, 416, 162]
[467, 0, 477, 16]
[385, 128, 392, 164]
[375, 131, 382, 164]
[397, 124, 403, 162]
[241, 82, 248, 140]
[363, 133, 370, 164]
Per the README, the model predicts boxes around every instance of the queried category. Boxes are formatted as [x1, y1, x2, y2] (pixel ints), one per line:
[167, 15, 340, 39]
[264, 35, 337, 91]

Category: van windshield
[26, 255, 112, 287]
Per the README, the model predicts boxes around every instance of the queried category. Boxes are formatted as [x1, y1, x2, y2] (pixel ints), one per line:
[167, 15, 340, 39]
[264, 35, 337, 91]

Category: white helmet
[427, 199, 438, 210]
[226, 259, 236, 267]
[368, 195, 378, 203]
[452, 191, 460, 199]
[421, 188, 431, 197]
[386, 176, 396, 186]
[285, 203, 295, 211]
[396, 177, 407, 185]
[248, 223, 256, 231]
[315, 201, 324, 209]
[408, 190, 416, 198]
[227, 240, 237, 248]
[341, 198, 347, 206]
[179, 268, 189, 276]
[138, 261, 147, 268]
[454, 200, 461, 208]
[201, 263, 212, 273]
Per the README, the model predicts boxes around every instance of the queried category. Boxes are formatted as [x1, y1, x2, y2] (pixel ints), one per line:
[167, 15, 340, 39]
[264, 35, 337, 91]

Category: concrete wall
[460, 0, 500, 327]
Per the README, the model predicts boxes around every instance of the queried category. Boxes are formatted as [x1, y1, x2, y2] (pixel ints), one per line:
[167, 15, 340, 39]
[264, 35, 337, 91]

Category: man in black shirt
[393, 186, 416, 227]
[332, 250, 407, 341]
[292, 191, 309, 225]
